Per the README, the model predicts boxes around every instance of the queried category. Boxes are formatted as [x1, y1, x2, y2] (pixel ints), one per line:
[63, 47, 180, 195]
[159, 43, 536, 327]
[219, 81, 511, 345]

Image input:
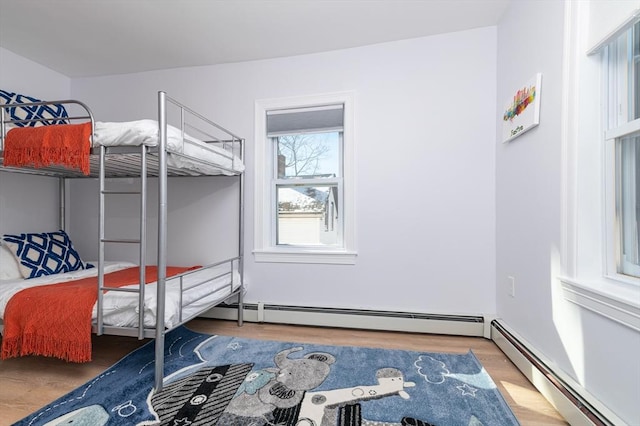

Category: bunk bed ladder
[96, 144, 148, 341]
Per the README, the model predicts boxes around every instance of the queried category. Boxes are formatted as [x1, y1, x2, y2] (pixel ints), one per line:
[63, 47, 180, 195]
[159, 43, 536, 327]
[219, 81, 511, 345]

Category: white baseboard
[491, 319, 621, 426]
[202, 303, 486, 337]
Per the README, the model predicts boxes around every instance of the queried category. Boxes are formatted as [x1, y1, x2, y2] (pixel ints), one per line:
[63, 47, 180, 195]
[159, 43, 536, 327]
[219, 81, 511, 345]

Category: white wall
[0, 172, 60, 235]
[0, 47, 71, 101]
[70, 27, 498, 316]
[0, 47, 71, 236]
[496, 1, 639, 424]
[67, 177, 240, 267]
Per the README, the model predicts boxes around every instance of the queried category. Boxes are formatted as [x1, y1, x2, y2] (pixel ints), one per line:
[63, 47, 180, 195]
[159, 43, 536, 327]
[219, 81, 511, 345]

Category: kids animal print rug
[15, 326, 519, 425]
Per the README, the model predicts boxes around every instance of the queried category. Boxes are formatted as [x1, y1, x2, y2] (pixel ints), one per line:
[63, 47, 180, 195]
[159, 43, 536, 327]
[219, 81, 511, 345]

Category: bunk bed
[0, 90, 245, 391]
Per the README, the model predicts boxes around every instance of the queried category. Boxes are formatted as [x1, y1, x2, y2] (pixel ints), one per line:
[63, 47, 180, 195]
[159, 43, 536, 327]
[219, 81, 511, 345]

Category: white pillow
[0, 242, 22, 281]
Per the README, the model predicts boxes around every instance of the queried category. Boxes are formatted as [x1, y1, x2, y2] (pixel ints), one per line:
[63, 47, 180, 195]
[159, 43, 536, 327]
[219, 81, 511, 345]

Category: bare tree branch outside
[277, 134, 332, 178]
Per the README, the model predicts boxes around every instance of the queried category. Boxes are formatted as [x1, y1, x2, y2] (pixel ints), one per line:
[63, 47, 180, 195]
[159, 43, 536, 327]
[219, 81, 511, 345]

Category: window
[270, 107, 343, 247]
[254, 93, 356, 264]
[603, 21, 640, 279]
[559, 1, 640, 331]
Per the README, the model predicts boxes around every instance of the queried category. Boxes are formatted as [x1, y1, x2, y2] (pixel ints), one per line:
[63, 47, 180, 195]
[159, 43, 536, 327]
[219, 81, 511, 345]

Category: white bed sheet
[94, 120, 244, 175]
[0, 261, 240, 330]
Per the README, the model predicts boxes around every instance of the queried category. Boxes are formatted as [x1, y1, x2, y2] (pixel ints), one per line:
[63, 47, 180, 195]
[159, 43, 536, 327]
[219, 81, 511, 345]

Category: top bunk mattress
[94, 119, 245, 176]
[0, 120, 244, 177]
[0, 91, 244, 178]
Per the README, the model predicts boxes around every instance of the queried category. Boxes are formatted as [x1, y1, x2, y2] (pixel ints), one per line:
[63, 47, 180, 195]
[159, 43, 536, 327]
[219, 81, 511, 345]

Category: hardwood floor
[0, 318, 568, 425]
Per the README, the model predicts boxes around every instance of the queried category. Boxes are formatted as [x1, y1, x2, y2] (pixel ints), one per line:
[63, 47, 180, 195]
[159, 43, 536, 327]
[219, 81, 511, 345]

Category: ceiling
[0, 0, 510, 78]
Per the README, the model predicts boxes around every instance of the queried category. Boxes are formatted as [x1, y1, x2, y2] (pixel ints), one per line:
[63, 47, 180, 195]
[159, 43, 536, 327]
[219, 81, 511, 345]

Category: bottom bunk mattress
[0, 261, 241, 361]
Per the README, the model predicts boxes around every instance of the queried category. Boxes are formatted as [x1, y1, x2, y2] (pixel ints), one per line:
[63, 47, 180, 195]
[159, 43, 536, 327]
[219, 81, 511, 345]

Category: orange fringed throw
[3, 122, 92, 175]
[1, 265, 197, 363]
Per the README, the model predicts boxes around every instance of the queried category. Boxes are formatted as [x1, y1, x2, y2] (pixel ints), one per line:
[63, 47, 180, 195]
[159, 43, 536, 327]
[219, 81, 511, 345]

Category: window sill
[253, 248, 357, 265]
[559, 276, 640, 332]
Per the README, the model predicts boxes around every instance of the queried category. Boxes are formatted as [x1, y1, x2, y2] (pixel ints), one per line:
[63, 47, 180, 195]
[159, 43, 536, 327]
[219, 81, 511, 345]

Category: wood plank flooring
[0, 319, 568, 425]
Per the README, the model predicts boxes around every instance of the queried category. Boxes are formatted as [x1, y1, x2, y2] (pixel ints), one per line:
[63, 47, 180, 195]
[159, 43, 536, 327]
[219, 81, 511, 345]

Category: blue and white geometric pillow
[2, 230, 93, 279]
[0, 89, 69, 127]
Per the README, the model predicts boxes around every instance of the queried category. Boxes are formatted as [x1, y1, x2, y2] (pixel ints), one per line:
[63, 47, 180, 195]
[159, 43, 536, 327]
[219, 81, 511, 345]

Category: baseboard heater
[202, 303, 485, 337]
[491, 319, 622, 426]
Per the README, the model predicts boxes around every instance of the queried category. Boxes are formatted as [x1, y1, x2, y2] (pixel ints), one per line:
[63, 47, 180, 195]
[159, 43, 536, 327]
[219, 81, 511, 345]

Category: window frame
[254, 92, 356, 264]
[272, 129, 343, 247]
[602, 26, 640, 282]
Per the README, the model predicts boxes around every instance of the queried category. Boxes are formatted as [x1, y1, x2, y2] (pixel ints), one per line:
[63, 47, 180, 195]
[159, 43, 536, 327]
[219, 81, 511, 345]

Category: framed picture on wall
[501, 73, 542, 143]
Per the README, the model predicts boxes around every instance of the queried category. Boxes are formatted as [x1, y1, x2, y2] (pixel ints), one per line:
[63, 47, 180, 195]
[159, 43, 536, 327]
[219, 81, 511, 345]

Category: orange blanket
[3, 122, 92, 175]
[1, 265, 196, 363]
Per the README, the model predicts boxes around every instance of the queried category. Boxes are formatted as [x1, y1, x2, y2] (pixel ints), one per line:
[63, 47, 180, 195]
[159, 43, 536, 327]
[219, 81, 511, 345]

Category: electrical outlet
[507, 276, 515, 297]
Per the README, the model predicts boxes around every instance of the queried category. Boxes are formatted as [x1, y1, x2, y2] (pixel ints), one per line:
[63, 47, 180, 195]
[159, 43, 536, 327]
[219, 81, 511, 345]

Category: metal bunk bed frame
[0, 91, 245, 391]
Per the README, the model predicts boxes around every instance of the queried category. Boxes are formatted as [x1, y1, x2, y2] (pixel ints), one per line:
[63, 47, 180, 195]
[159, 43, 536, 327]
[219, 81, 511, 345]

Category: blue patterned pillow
[0, 89, 69, 127]
[2, 230, 93, 279]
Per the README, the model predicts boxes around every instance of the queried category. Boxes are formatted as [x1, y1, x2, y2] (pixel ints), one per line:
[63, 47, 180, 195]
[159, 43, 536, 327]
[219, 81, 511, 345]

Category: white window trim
[560, 277, 640, 332]
[253, 92, 357, 264]
[559, 1, 640, 331]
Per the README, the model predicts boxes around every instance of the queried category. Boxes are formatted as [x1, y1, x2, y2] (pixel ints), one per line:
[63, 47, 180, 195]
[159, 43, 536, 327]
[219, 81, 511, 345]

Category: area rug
[15, 326, 520, 426]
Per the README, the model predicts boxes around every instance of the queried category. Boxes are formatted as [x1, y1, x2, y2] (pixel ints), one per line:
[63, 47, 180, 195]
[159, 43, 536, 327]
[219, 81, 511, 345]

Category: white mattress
[0, 261, 240, 330]
[94, 120, 244, 175]
[2, 119, 243, 176]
